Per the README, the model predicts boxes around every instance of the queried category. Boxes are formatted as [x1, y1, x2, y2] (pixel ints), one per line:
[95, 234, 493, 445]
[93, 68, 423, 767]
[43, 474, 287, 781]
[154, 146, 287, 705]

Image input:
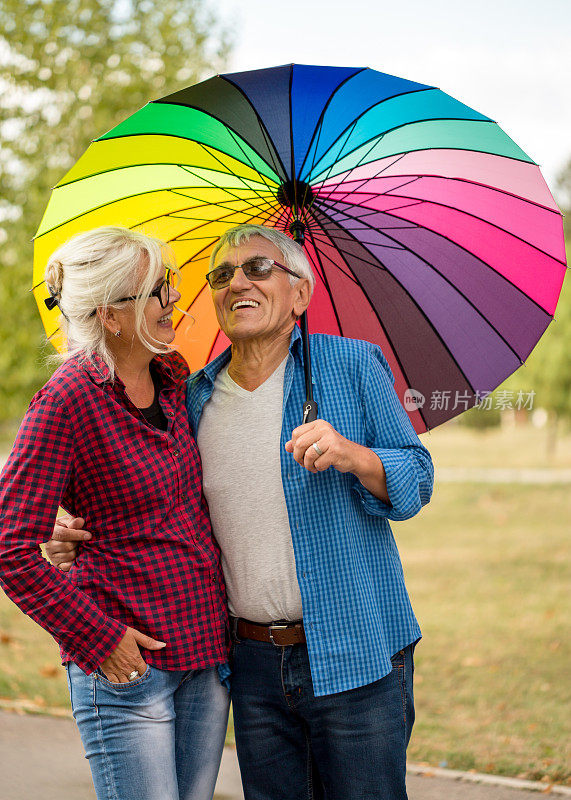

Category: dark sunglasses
[205, 257, 300, 290]
[86, 269, 175, 317]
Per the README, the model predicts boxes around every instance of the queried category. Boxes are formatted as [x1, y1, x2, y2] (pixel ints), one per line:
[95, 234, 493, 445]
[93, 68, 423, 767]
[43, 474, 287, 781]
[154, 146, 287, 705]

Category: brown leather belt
[232, 617, 306, 646]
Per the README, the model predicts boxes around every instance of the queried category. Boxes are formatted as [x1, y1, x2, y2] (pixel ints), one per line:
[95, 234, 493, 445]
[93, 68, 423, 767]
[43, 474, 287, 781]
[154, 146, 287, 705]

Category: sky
[213, 0, 571, 198]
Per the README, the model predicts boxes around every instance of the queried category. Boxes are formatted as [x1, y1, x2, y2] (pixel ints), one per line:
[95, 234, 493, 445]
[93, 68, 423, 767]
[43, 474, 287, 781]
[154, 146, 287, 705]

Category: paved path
[1, 711, 568, 799]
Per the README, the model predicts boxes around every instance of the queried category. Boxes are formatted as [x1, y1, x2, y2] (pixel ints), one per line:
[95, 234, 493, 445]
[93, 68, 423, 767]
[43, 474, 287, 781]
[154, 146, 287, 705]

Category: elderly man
[49, 224, 433, 800]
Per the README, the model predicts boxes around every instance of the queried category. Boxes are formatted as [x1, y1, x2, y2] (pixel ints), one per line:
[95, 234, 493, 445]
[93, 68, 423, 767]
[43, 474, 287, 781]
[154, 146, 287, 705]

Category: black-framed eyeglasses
[205, 257, 300, 290]
[88, 269, 175, 317]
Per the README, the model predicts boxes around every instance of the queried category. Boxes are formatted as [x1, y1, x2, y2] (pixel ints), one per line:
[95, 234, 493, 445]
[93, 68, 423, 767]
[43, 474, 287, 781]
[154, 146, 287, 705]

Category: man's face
[210, 236, 310, 343]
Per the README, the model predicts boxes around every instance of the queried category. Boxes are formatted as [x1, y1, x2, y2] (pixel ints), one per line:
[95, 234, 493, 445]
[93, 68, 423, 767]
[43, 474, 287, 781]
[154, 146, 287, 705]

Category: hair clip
[44, 295, 59, 310]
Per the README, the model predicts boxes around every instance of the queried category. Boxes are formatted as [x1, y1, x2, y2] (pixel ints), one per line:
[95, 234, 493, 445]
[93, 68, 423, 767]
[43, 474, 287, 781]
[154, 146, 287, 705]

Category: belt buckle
[268, 623, 289, 646]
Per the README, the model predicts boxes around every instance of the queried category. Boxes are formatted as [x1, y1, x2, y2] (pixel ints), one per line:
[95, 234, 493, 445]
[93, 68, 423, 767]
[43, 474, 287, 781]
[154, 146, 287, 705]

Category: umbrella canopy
[34, 64, 567, 432]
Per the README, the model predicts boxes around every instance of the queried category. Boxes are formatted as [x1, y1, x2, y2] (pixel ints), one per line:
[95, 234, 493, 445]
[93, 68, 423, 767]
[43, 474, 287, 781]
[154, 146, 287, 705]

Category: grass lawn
[400, 481, 569, 785]
[425, 417, 571, 469]
[0, 425, 569, 783]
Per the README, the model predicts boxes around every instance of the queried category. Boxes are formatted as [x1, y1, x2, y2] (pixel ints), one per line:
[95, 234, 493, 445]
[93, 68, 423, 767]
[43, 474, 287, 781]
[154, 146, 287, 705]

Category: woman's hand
[99, 626, 166, 684]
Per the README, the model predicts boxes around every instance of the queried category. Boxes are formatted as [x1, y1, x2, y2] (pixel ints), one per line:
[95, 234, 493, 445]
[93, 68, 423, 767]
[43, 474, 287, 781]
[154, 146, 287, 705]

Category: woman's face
[113, 255, 181, 350]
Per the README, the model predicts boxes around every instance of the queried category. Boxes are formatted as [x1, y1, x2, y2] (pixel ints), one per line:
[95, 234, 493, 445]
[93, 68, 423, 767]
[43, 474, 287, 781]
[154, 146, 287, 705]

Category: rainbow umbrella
[34, 64, 567, 432]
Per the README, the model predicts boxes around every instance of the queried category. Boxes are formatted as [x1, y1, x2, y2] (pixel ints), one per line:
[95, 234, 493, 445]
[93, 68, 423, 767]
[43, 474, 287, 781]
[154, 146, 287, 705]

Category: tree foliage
[499, 242, 571, 422]
[0, 0, 231, 430]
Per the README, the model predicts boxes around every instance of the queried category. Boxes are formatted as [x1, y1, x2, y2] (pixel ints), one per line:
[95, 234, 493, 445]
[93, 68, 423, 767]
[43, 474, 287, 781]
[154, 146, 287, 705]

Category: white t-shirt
[197, 358, 303, 623]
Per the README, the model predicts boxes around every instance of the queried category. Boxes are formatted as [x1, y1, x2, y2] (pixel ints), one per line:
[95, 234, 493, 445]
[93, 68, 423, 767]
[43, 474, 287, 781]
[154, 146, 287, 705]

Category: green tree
[496, 240, 571, 450]
[0, 0, 231, 434]
[556, 156, 571, 240]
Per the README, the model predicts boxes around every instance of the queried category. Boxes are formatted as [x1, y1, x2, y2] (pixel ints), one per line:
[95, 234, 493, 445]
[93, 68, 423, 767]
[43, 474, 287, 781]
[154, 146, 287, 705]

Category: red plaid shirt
[0, 351, 228, 674]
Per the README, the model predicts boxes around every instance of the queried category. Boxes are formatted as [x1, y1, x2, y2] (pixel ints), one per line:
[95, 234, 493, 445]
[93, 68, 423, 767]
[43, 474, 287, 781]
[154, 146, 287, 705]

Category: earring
[114, 330, 121, 337]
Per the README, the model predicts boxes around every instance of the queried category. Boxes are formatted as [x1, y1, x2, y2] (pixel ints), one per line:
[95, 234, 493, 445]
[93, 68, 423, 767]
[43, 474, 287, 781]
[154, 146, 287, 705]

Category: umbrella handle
[303, 399, 318, 424]
[299, 309, 318, 424]
[291, 223, 319, 425]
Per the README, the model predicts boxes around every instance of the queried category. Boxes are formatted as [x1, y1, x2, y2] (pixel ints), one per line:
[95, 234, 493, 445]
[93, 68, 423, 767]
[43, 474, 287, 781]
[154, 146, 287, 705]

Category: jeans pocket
[95, 663, 152, 690]
[390, 649, 405, 668]
[65, 663, 73, 707]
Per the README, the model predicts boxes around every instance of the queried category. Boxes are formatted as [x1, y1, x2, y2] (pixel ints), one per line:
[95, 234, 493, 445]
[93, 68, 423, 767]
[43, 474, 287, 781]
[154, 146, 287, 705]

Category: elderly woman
[0, 227, 229, 800]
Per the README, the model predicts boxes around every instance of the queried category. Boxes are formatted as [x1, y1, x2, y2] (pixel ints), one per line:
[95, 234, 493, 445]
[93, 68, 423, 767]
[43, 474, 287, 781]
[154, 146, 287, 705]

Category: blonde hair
[45, 226, 179, 378]
[209, 224, 316, 295]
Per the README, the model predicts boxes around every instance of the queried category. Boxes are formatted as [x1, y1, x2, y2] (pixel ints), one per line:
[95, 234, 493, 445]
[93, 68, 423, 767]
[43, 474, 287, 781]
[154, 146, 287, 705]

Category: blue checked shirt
[186, 325, 434, 696]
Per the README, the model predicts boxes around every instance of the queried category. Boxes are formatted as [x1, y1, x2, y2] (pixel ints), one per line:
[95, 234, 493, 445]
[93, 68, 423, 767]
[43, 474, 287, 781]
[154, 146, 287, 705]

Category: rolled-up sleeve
[352, 347, 434, 521]
[0, 392, 126, 670]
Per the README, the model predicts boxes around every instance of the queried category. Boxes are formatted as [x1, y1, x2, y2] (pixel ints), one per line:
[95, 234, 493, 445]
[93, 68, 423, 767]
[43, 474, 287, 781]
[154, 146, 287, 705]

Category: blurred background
[0, 0, 569, 788]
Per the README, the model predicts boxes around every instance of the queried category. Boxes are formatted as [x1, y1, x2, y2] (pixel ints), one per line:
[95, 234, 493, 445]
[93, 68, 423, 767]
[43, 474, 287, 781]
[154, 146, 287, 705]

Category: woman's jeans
[66, 662, 230, 800]
[231, 640, 415, 800]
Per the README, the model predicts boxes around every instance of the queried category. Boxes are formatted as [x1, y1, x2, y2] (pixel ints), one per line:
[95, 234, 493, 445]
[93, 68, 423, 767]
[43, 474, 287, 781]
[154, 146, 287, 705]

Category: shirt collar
[199, 324, 304, 384]
[81, 352, 177, 387]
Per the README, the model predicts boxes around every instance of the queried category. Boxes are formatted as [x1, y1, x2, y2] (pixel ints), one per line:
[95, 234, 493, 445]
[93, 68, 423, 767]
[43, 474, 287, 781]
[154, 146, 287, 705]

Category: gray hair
[209, 224, 316, 295]
[44, 226, 180, 379]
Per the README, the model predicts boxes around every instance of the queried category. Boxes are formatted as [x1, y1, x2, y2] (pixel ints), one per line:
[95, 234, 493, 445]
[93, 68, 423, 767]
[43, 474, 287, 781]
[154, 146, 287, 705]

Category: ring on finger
[312, 442, 324, 457]
[128, 670, 140, 682]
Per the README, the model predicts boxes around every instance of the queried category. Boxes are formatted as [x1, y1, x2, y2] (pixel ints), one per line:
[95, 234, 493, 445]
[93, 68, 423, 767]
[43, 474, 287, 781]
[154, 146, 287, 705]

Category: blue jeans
[66, 662, 230, 800]
[231, 640, 415, 800]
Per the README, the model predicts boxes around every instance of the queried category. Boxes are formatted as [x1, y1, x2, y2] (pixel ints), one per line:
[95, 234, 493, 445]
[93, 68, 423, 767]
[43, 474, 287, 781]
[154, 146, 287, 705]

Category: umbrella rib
[175, 204, 279, 278]
[173, 281, 209, 332]
[207, 328, 228, 364]
[272, 203, 294, 234]
[299, 82, 434, 181]
[172, 206, 283, 327]
[314, 144, 536, 191]
[315, 152, 409, 196]
[177, 164, 270, 208]
[216, 127, 283, 198]
[338, 194, 564, 315]
[316, 225, 432, 433]
[303, 220, 394, 271]
[338, 189, 566, 264]
[169, 202, 281, 243]
[308, 117, 522, 184]
[218, 76, 289, 180]
[55, 142, 277, 190]
[318, 166, 563, 216]
[296, 67, 366, 180]
[336, 204, 425, 222]
[297, 69, 367, 212]
[300, 110, 327, 212]
[289, 66, 299, 217]
[303, 227, 364, 282]
[306, 133, 405, 220]
[144, 99, 286, 182]
[167, 189, 277, 219]
[317, 172, 423, 211]
[192, 138, 280, 202]
[312, 154, 413, 214]
[35, 183, 274, 242]
[313, 202, 479, 405]
[303, 219, 345, 335]
[318, 196, 536, 363]
[302, 119, 361, 219]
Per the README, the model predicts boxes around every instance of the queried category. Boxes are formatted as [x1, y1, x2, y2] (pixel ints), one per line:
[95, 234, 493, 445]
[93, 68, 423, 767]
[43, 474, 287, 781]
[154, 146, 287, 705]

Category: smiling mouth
[158, 313, 173, 324]
[231, 300, 260, 311]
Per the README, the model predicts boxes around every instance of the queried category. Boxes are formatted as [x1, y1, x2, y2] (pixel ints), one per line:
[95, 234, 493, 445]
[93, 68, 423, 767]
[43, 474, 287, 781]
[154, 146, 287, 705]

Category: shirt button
[172, 449, 179, 457]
